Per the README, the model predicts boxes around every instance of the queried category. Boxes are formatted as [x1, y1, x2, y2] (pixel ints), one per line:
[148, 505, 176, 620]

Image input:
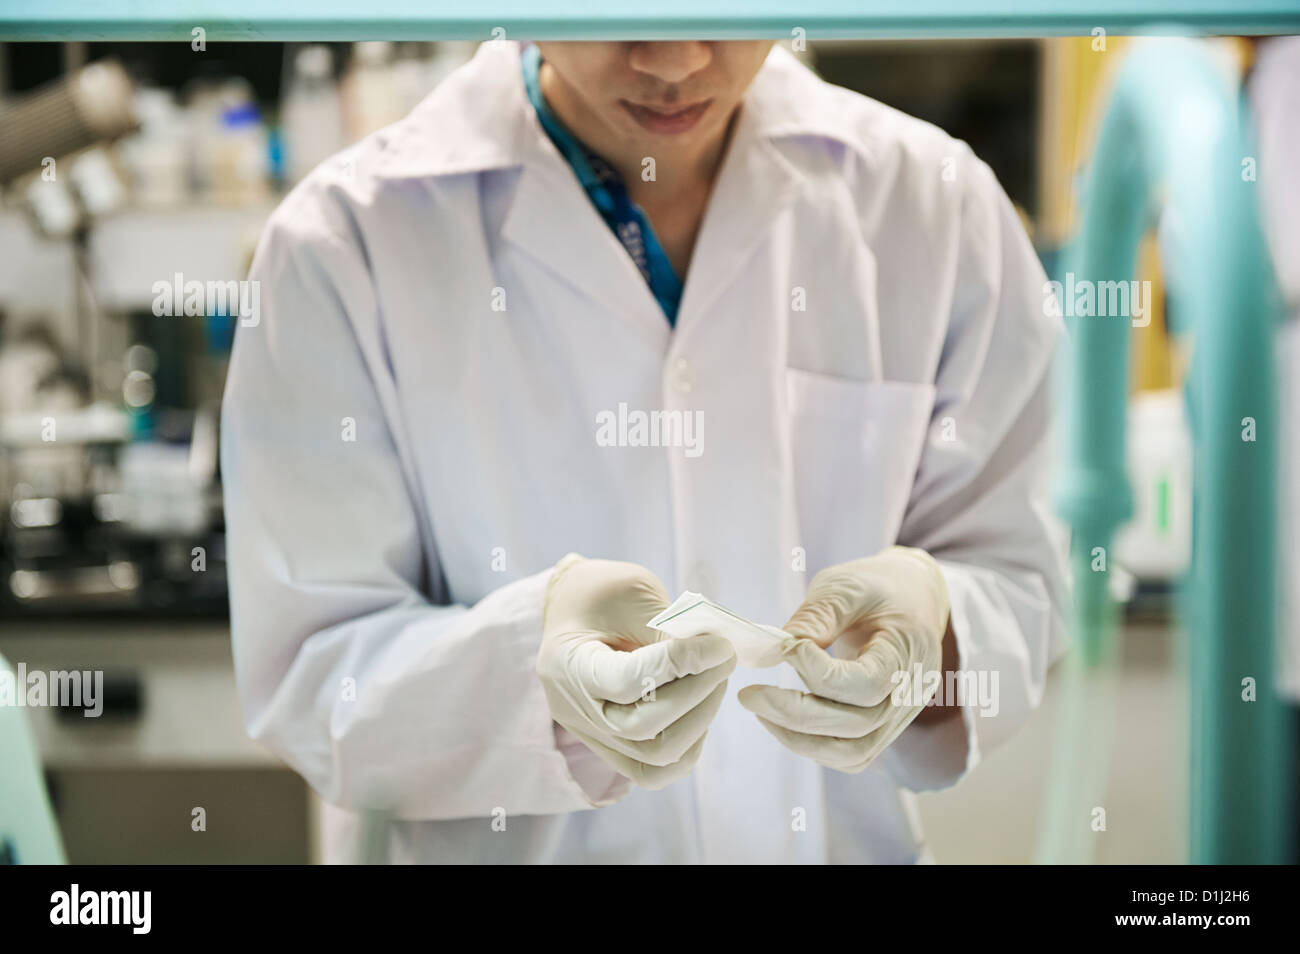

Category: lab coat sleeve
[882, 155, 1072, 792]
[221, 195, 621, 820]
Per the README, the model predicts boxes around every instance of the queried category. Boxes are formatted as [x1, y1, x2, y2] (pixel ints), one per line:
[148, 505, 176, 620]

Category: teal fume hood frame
[0, 2, 1294, 865]
[0, 1, 1299, 41]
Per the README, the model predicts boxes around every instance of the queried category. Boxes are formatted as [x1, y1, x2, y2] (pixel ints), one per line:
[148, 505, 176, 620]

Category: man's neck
[538, 60, 737, 206]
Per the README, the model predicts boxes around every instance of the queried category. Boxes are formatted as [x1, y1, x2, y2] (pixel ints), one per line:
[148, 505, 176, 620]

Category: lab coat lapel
[674, 98, 805, 340]
[501, 131, 671, 347]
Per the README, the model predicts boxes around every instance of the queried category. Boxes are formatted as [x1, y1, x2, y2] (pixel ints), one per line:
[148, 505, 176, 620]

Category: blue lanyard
[522, 44, 683, 327]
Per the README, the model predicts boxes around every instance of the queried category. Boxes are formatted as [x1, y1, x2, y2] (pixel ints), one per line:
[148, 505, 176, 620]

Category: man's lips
[620, 98, 712, 134]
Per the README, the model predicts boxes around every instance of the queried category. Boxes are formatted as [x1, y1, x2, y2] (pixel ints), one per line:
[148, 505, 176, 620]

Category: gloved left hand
[738, 546, 950, 773]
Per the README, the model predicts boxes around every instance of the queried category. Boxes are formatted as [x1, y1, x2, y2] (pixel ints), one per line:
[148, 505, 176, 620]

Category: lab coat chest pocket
[786, 369, 936, 573]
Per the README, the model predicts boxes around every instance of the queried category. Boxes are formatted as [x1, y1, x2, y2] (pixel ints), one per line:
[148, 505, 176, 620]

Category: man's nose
[627, 42, 713, 87]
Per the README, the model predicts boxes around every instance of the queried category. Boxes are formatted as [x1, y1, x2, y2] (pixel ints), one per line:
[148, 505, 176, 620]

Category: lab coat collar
[372, 41, 840, 338]
[371, 41, 854, 181]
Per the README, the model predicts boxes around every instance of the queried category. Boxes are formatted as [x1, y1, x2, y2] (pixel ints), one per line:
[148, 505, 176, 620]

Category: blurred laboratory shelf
[0, 210, 78, 339]
[0, 203, 273, 322]
[0, 619, 275, 769]
[86, 204, 274, 311]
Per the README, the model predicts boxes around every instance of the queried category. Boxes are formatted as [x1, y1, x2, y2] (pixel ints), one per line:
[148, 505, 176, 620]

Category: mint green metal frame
[1049, 37, 1292, 863]
[1, 1, 1298, 41]
[0, 4, 1294, 866]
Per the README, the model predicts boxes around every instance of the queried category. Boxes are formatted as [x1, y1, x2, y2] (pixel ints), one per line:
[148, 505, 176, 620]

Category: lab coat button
[669, 357, 693, 395]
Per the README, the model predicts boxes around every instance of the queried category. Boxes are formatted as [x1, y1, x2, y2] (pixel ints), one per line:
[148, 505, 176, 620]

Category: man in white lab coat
[221, 39, 1069, 863]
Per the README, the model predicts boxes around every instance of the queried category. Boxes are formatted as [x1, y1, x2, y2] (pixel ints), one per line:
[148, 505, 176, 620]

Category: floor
[916, 620, 1189, 863]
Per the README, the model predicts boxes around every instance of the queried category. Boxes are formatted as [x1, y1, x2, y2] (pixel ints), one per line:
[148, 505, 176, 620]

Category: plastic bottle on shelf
[210, 96, 271, 206]
[343, 41, 404, 141]
[282, 45, 344, 185]
[121, 87, 189, 208]
[187, 76, 270, 206]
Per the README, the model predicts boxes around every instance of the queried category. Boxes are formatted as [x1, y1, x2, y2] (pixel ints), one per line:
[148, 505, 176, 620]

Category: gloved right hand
[538, 553, 737, 790]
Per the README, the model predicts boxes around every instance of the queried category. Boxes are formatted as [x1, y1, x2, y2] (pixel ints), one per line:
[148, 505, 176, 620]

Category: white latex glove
[738, 546, 950, 773]
[538, 553, 737, 790]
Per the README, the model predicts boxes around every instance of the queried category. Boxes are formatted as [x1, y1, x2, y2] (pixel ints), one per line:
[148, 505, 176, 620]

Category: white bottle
[282, 45, 344, 185]
[343, 41, 404, 140]
[122, 88, 189, 208]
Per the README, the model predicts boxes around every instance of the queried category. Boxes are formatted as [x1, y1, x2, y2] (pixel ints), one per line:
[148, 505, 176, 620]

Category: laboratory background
[0, 34, 1296, 864]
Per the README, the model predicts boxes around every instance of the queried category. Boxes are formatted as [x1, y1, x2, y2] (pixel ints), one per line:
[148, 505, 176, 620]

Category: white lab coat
[221, 41, 1069, 863]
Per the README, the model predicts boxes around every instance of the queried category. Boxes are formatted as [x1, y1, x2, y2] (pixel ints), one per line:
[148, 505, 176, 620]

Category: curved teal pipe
[1049, 37, 1292, 863]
